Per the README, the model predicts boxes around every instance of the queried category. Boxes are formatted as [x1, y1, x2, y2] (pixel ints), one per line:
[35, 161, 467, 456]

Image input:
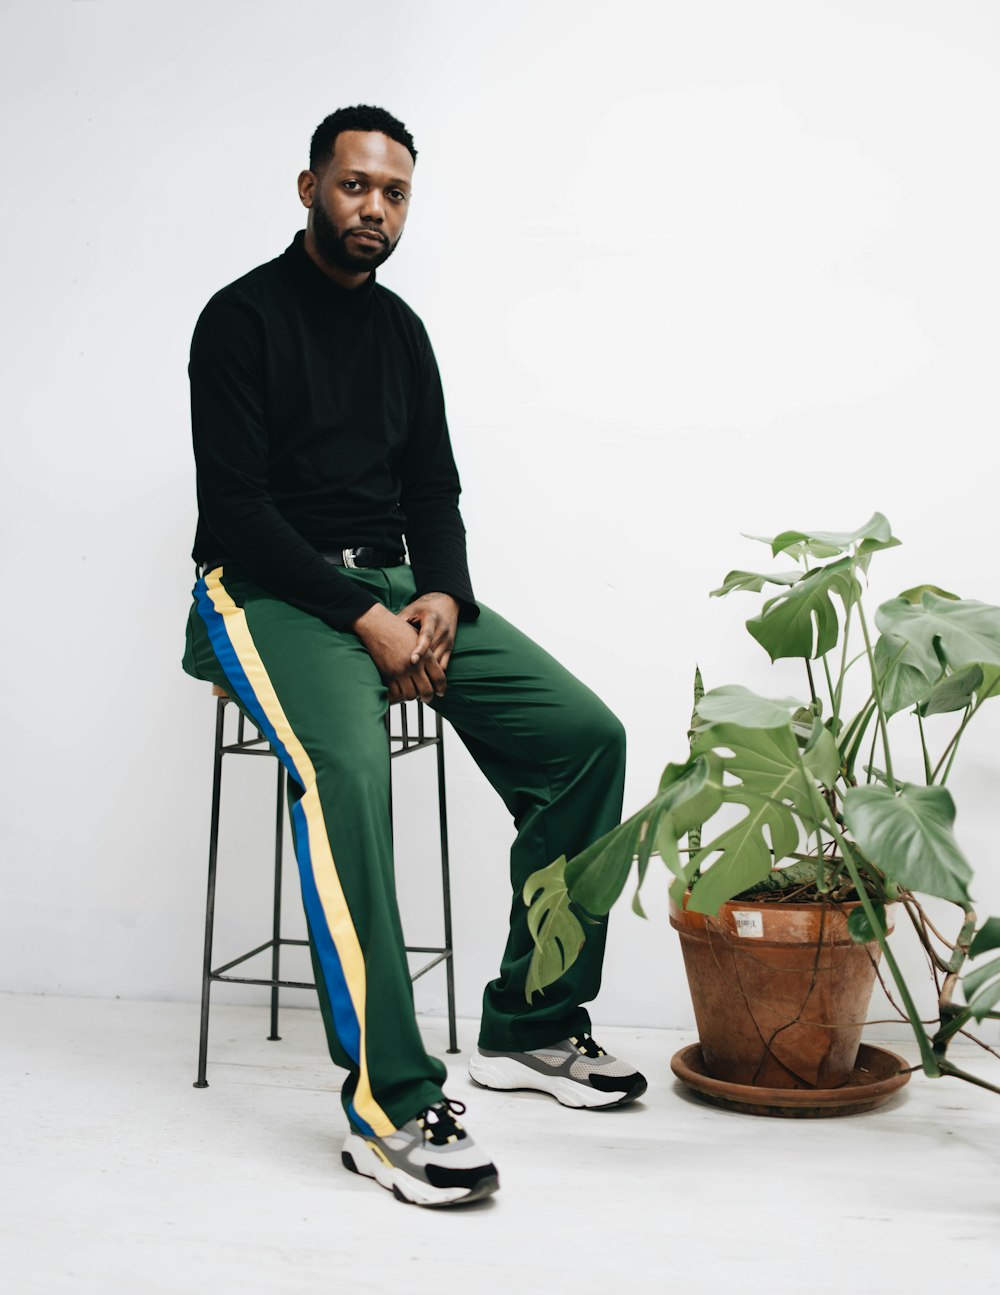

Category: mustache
[345, 225, 388, 243]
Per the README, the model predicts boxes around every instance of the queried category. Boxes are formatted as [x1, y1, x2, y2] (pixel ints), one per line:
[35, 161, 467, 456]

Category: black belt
[200, 548, 405, 574]
[321, 548, 406, 569]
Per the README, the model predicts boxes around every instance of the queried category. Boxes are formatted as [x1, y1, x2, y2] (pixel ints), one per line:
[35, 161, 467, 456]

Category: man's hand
[351, 602, 448, 702]
[398, 593, 460, 672]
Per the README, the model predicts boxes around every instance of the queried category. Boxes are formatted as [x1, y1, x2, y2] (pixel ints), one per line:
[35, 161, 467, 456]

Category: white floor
[2, 994, 998, 1294]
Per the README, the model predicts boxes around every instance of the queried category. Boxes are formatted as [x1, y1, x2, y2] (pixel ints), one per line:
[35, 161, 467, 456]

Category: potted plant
[525, 514, 1000, 1114]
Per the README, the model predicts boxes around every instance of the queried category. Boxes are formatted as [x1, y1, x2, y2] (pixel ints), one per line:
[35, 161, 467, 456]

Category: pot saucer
[671, 1042, 911, 1118]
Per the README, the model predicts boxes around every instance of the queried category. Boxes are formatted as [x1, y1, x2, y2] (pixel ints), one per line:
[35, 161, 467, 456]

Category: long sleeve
[398, 331, 478, 618]
[190, 295, 378, 629]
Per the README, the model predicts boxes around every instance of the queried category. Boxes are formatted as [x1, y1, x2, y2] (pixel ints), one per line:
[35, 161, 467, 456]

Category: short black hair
[309, 105, 417, 171]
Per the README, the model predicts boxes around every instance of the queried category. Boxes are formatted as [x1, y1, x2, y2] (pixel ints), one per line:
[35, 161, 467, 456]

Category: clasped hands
[352, 592, 459, 703]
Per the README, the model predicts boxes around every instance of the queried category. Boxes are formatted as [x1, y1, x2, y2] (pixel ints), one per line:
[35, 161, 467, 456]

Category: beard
[311, 194, 401, 273]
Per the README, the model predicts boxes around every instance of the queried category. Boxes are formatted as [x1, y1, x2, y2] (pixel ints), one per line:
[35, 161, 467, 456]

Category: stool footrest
[213, 974, 316, 990]
[408, 950, 451, 982]
[210, 940, 452, 990]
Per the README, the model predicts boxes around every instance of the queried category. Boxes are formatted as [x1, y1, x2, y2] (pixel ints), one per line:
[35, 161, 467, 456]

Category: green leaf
[652, 755, 727, 878]
[766, 512, 898, 560]
[970, 917, 1000, 958]
[522, 856, 587, 1001]
[686, 721, 828, 913]
[876, 593, 1000, 677]
[563, 818, 645, 916]
[630, 795, 664, 921]
[962, 955, 1000, 1001]
[967, 980, 1000, 1023]
[843, 784, 973, 903]
[802, 718, 839, 788]
[898, 584, 959, 605]
[710, 569, 801, 598]
[873, 634, 939, 717]
[840, 700, 877, 778]
[746, 558, 860, 661]
[918, 664, 984, 717]
[848, 903, 887, 944]
[524, 757, 727, 995]
[744, 533, 843, 561]
[976, 664, 1000, 704]
[686, 796, 798, 914]
[564, 757, 723, 910]
[695, 685, 806, 729]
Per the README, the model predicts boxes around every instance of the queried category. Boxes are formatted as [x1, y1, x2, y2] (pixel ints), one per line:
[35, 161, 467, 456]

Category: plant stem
[931, 906, 978, 1051]
[933, 1059, 1000, 1096]
[916, 712, 933, 785]
[933, 702, 974, 784]
[805, 658, 819, 708]
[795, 756, 830, 894]
[901, 896, 953, 974]
[958, 1029, 1000, 1062]
[817, 804, 940, 1076]
[687, 666, 705, 859]
[865, 723, 879, 785]
[833, 600, 853, 733]
[931, 671, 1000, 785]
[855, 597, 896, 791]
[821, 654, 836, 716]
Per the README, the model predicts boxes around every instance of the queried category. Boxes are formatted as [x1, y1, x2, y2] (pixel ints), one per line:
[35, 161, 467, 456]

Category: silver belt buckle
[342, 548, 359, 569]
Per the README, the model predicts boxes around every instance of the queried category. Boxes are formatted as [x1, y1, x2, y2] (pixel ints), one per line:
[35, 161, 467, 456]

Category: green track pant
[183, 562, 626, 1137]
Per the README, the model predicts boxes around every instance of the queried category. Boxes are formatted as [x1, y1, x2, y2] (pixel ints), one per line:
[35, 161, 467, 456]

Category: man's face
[301, 130, 414, 275]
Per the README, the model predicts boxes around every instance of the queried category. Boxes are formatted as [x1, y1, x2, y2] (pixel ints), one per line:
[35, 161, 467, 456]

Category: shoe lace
[570, 1033, 606, 1059]
[417, 1098, 467, 1146]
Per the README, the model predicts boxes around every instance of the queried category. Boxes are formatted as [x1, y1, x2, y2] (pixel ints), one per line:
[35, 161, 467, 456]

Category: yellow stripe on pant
[201, 570, 394, 1136]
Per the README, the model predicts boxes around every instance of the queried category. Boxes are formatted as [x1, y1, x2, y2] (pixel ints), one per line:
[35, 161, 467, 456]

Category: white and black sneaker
[341, 1098, 499, 1208]
[469, 1033, 647, 1109]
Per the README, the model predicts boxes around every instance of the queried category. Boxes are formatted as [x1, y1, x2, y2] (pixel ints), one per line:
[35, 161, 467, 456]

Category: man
[182, 104, 645, 1209]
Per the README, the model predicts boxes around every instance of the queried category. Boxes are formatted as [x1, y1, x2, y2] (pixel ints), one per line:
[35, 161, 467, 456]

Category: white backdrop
[2, 0, 999, 1046]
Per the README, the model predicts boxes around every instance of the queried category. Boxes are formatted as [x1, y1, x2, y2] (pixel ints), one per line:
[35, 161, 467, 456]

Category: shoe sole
[468, 1053, 647, 1109]
[341, 1134, 499, 1208]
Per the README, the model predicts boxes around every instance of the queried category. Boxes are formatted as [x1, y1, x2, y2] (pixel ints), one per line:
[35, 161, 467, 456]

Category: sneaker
[469, 1033, 647, 1109]
[341, 1098, 499, 1208]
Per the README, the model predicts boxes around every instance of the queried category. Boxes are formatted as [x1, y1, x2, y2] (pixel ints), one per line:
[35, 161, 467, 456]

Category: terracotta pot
[669, 892, 894, 1089]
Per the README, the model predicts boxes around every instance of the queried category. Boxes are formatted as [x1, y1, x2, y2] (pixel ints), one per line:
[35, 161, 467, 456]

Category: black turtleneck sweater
[189, 231, 477, 629]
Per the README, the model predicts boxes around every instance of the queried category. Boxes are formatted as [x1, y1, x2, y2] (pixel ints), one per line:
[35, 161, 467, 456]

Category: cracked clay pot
[669, 893, 894, 1089]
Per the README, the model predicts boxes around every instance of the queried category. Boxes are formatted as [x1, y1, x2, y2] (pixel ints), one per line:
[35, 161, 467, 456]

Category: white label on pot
[733, 910, 764, 938]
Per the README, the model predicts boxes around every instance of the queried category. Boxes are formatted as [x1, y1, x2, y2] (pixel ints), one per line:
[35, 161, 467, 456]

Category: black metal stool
[194, 686, 458, 1088]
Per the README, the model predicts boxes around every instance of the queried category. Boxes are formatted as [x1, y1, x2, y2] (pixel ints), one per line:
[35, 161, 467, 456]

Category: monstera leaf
[694, 685, 806, 729]
[876, 593, 1000, 678]
[684, 717, 838, 914]
[919, 664, 986, 717]
[843, 783, 973, 904]
[976, 664, 1000, 703]
[746, 558, 861, 661]
[625, 755, 727, 917]
[871, 594, 1000, 718]
[523, 855, 585, 1001]
[970, 916, 1000, 958]
[961, 954, 1000, 1022]
[562, 756, 723, 912]
[873, 633, 940, 717]
[710, 569, 801, 598]
[747, 512, 899, 563]
[523, 757, 724, 997]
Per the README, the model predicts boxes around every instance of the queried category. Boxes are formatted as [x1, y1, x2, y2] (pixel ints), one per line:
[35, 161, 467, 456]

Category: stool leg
[435, 711, 459, 1055]
[194, 697, 227, 1088]
[268, 762, 285, 1042]
[384, 711, 394, 833]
